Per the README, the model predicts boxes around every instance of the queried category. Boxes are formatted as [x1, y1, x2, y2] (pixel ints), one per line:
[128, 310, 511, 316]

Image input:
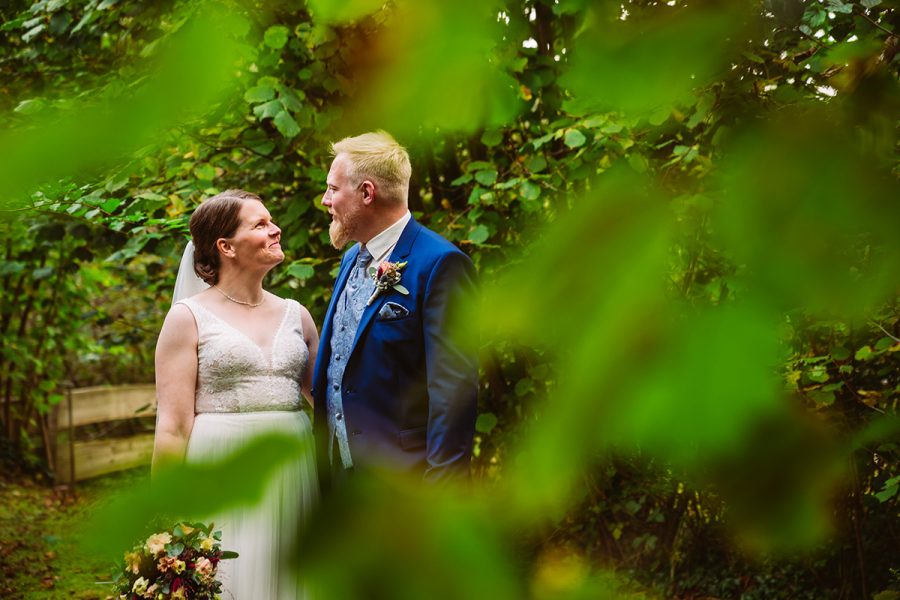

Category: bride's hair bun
[189, 189, 262, 285]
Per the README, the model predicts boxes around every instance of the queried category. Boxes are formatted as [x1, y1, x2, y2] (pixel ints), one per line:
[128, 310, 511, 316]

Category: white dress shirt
[363, 210, 412, 264]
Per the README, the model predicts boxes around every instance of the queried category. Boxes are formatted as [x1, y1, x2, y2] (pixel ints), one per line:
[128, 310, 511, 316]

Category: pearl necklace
[212, 285, 265, 307]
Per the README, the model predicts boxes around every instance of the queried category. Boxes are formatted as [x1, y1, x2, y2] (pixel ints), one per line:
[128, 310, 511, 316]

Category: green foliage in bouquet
[112, 522, 237, 600]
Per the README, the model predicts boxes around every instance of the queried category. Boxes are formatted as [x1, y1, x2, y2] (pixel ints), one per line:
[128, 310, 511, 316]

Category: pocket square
[377, 301, 410, 321]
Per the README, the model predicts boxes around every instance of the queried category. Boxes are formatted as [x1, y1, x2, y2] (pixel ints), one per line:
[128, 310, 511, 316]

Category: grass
[0, 468, 149, 599]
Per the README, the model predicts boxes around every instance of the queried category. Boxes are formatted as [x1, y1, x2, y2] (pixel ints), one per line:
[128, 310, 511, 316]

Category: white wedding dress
[178, 296, 317, 600]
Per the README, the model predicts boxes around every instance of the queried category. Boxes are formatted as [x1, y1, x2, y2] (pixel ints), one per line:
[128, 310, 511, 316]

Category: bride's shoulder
[270, 295, 316, 330]
[158, 302, 199, 347]
[266, 292, 304, 311]
[165, 301, 198, 327]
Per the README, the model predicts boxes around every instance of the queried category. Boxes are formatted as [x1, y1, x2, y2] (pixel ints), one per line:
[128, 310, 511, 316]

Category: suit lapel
[348, 218, 421, 356]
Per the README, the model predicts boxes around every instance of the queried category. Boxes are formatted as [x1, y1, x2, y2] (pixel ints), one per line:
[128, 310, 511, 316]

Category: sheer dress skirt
[187, 410, 317, 600]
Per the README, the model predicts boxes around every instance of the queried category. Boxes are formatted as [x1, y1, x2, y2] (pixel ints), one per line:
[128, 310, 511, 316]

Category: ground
[0, 468, 148, 599]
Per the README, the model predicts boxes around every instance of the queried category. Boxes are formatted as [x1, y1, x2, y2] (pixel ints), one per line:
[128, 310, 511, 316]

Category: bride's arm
[299, 305, 319, 408]
[151, 304, 199, 478]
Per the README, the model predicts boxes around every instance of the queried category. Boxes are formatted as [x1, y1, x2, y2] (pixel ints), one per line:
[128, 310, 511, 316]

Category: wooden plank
[56, 384, 156, 428]
[55, 434, 155, 483]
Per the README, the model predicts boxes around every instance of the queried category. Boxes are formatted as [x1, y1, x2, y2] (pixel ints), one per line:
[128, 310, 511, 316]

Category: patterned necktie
[356, 246, 372, 279]
[351, 246, 372, 301]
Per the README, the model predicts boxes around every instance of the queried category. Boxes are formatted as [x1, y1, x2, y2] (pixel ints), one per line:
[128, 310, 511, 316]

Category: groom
[312, 131, 478, 488]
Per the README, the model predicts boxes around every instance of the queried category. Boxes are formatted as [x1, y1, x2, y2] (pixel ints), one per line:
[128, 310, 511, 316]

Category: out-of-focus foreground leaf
[561, 2, 746, 113]
[82, 433, 309, 557]
[297, 470, 524, 599]
[715, 108, 900, 316]
[0, 3, 246, 209]
[318, 0, 522, 136]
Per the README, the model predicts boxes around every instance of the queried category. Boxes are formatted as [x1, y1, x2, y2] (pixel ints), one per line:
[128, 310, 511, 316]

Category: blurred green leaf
[481, 130, 502, 147]
[474, 169, 498, 186]
[244, 85, 276, 103]
[0, 4, 245, 207]
[263, 25, 289, 49]
[564, 129, 586, 149]
[82, 434, 309, 556]
[253, 99, 283, 120]
[627, 153, 648, 174]
[338, 0, 521, 135]
[855, 345, 874, 361]
[560, 6, 742, 112]
[306, 0, 386, 23]
[519, 181, 540, 201]
[13, 98, 47, 115]
[273, 111, 300, 138]
[193, 164, 216, 181]
[476, 412, 498, 434]
[526, 155, 547, 173]
[715, 109, 900, 315]
[286, 262, 314, 280]
[807, 365, 829, 383]
[468, 224, 489, 244]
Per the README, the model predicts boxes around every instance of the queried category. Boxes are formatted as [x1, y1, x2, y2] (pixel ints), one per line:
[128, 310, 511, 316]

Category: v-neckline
[193, 299, 292, 369]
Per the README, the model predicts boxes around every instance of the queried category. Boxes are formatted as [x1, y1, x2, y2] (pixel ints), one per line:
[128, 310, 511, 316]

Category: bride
[152, 189, 318, 599]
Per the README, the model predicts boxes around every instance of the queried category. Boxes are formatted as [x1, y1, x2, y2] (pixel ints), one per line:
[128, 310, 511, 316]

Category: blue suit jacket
[312, 218, 478, 486]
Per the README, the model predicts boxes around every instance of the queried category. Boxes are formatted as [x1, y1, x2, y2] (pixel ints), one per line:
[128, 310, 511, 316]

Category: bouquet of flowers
[112, 522, 237, 600]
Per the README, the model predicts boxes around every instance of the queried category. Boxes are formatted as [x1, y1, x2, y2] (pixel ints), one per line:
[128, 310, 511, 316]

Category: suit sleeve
[421, 251, 479, 483]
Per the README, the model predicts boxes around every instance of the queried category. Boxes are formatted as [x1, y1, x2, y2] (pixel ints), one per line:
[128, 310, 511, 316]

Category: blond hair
[331, 130, 411, 205]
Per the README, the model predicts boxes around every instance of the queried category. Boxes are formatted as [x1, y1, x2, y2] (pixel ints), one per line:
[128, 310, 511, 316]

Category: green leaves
[193, 164, 216, 182]
[874, 475, 900, 502]
[253, 100, 283, 120]
[0, 5, 247, 207]
[481, 130, 503, 147]
[285, 262, 314, 281]
[306, 0, 387, 23]
[13, 99, 47, 115]
[243, 76, 305, 140]
[475, 412, 498, 434]
[332, 0, 520, 135]
[560, 6, 742, 113]
[467, 224, 489, 245]
[564, 129, 586, 149]
[263, 25, 289, 49]
[2, 1, 899, 593]
[273, 111, 300, 139]
[244, 85, 276, 103]
[714, 110, 900, 316]
[84, 434, 311, 555]
[474, 169, 497, 187]
[825, 0, 854, 14]
[518, 181, 540, 201]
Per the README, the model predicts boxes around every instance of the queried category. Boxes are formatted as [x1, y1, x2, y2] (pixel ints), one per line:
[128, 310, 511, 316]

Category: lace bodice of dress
[178, 297, 308, 413]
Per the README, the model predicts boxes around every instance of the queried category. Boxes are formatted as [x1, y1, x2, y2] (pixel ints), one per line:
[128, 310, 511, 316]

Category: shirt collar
[363, 211, 411, 264]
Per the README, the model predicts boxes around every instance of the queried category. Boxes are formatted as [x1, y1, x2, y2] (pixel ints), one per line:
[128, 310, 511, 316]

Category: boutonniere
[367, 260, 409, 306]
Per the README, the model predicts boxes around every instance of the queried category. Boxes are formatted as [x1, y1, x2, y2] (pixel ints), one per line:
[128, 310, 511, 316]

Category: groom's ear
[360, 180, 375, 206]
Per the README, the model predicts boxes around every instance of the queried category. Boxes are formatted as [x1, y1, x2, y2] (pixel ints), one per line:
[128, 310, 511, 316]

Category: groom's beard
[329, 205, 362, 249]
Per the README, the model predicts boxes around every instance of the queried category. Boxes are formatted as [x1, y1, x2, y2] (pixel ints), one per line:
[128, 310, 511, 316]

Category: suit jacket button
[352, 430, 362, 437]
